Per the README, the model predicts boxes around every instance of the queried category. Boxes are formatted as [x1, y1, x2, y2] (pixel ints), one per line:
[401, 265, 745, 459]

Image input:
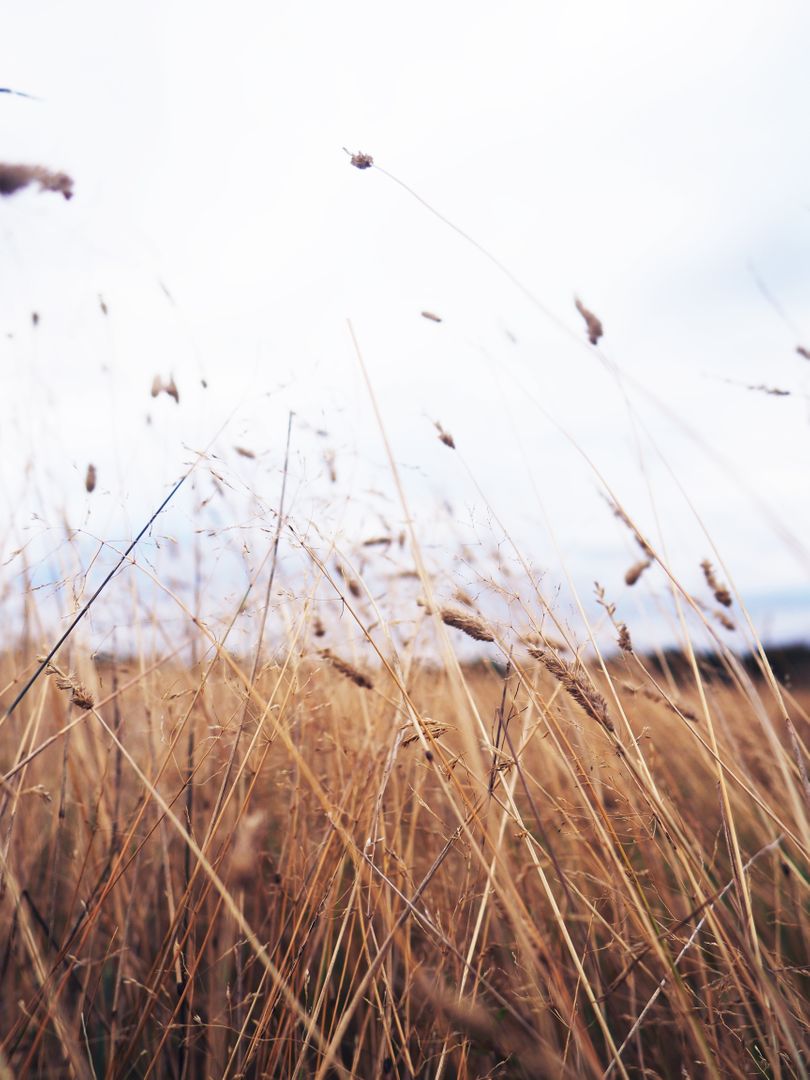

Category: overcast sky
[2, 1, 810, 649]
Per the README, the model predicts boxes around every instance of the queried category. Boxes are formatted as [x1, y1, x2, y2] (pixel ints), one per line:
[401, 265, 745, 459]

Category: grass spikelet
[796, 345, 810, 360]
[617, 623, 632, 652]
[84, 464, 97, 493]
[434, 420, 455, 448]
[625, 558, 651, 586]
[421, 310, 442, 322]
[607, 497, 654, 557]
[438, 605, 495, 642]
[47, 667, 95, 711]
[575, 296, 603, 345]
[335, 562, 362, 598]
[0, 162, 74, 199]
[234, 445, 256, 459]
[701, 559, 732, 607]
[150, 374, 180, 403]
[348, 150, 374, 169]
[530, 648, 615, 731]
[401, 716, 448, 747]
[318, 648, 373, 689]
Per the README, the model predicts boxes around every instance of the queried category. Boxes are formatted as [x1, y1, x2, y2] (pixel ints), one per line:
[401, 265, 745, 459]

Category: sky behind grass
[2, 1, 810, 646]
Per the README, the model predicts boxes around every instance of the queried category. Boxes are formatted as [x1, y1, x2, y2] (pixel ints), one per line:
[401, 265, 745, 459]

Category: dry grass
[0, 570, 807, 1079]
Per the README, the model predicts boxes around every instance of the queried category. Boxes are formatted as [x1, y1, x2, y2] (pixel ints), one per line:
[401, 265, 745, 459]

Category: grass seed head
[608, 497, 654, 558]
[530, 648, 614, 731]
[319, 648, 373, 689]
[438, 605, 494, 643]
[434, 421, 455, 449]
[701, 559, 732, 607]
[51, 672, 94, 711]
[0, 162, 74, 199]
[625, 559, 651, 586]
[575, 296, 603, 345]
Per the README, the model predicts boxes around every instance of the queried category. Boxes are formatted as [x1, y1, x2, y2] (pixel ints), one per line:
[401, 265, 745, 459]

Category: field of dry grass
[0, 578, 808, 1077]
